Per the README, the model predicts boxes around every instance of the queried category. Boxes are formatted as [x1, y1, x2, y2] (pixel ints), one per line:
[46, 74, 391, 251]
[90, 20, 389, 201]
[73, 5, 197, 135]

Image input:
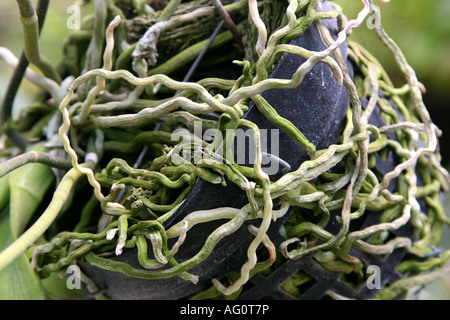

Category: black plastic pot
[80, 0, 421, 300]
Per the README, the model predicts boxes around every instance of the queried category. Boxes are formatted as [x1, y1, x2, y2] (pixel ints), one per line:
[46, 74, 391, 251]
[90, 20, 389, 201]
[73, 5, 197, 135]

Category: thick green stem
[0, 151, 71, 179]
[16, 0, 61, 83]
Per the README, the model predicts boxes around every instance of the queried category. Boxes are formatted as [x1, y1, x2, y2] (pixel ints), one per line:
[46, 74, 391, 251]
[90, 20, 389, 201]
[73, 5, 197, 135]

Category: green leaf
[0, 174, 10, 213]
[41, 272, 85, 300]
[0, 211, 44, 300]
[9, 143, 54, 237]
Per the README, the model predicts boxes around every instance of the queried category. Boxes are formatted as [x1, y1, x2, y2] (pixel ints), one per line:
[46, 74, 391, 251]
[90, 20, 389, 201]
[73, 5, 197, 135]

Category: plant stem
[158, 0, 181, 22]
[2, 0, 50, 149]
[0, 151, 72, 179]
[16, 0, 61, 83]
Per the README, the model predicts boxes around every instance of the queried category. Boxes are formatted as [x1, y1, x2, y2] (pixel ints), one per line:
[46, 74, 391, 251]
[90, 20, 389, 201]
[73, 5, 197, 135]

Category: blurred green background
[0, 0, 449, 299]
